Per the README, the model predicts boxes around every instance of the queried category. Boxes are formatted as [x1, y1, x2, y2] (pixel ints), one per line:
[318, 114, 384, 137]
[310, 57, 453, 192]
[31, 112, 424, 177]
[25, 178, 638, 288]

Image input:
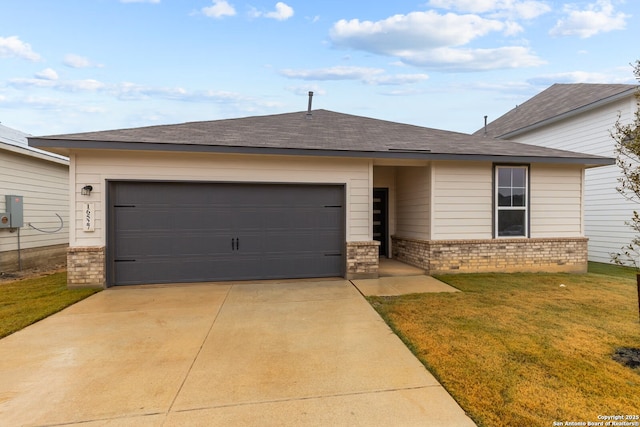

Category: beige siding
[395, 166, 430, 240]
[431, 161, 492, 240]
[0, 150, 69, 252]
[71, 150, 371, 247]
[530, 164, 583, 238]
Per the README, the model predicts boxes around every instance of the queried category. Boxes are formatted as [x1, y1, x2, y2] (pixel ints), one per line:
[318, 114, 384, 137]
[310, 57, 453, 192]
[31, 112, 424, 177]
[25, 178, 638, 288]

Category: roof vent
[306, 91, 313, 119]
[484, 115, 488, 136]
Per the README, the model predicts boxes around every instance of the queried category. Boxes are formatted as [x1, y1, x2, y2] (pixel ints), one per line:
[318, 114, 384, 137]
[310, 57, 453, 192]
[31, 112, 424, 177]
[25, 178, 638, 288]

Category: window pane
[498, 188, 511, 206]
[512, 168, 526, 187]
[498, 210, 525, 236]
[512, 188, 525, 207]
[498, 168, 511, 187]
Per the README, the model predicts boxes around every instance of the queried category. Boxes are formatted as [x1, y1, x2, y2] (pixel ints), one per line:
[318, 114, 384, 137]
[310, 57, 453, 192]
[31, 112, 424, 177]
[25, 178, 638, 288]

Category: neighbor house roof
[0, 123, 68, 164]
[475, 83, 638, 139]
[29, 109, 613, 166]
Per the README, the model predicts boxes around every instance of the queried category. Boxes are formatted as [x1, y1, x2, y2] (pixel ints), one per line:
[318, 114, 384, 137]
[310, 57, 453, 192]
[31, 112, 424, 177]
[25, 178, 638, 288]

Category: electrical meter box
[4, 195, 24, 228]
[0, 212, 9, 228]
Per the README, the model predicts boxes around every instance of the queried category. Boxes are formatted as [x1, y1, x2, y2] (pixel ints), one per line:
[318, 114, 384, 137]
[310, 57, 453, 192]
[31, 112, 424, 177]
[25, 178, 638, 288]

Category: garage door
[108, 182, 344, 285]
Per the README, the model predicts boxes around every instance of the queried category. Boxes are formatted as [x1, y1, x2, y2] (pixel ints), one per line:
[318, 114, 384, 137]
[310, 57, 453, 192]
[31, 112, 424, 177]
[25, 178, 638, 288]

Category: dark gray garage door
[108, 182, 344, 285]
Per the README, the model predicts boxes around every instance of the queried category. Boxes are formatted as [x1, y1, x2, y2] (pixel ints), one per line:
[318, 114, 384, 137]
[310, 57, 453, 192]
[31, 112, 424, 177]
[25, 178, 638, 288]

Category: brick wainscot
[392, 237, 588, 274]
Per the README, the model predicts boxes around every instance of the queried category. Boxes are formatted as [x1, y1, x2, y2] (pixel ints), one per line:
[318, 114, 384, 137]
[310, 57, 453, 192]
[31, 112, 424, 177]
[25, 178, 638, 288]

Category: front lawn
[369, 263, 640, 427]
[0, 272, 100, 339]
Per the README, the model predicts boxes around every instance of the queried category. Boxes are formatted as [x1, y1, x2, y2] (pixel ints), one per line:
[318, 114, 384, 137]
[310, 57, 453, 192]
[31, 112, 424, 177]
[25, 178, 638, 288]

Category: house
[476, 83, 639, 264]
[29, 104, 613, 288]
[0, 123, 69, 272]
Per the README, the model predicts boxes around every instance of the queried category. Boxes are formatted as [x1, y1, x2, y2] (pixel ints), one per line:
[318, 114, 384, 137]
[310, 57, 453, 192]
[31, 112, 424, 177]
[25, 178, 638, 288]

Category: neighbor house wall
[509, 96, 636, 263]
[0, 147, 69, 272]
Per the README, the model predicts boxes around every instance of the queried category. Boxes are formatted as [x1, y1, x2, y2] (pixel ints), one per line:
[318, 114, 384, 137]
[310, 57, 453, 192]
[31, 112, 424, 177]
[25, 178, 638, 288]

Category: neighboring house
[0, 123, 69, 272]
[30, 106, 612, 288]
[476, 83, 639, 264]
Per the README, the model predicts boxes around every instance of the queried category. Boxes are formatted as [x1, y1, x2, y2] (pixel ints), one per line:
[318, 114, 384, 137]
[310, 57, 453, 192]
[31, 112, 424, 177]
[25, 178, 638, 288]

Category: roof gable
[476, 83, 637, 139]
[30, 109, 612, 166]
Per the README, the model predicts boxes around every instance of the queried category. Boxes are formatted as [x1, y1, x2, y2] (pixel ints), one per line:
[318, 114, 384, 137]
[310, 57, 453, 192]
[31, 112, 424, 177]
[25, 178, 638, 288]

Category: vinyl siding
[71, 150, 371, 247]
[530, 164, 583, 238]
[510, 96, 635, 262]
[395, 166, 430, 240]
[0, 149, 69, 252]
[431, 161, 492, 240]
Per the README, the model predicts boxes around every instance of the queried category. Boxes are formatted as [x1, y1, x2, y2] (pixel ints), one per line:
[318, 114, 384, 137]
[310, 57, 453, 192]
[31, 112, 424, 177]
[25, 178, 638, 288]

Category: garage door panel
[110, 182, 345, 285]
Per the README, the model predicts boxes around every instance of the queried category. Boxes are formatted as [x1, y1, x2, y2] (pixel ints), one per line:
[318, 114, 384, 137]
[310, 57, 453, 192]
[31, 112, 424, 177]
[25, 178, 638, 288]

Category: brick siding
[67, 246, 106, 288]
[346, 241, 380, 279]
[392, 236, 588, 274]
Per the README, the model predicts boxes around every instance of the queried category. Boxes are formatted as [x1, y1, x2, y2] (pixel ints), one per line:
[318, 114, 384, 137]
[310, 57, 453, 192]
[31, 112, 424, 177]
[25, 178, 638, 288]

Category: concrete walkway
[0, 279, 476, 426]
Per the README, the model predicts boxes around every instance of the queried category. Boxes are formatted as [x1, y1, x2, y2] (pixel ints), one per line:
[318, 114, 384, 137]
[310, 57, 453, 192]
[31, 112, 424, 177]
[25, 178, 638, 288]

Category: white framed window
[495, 165, 528, 237]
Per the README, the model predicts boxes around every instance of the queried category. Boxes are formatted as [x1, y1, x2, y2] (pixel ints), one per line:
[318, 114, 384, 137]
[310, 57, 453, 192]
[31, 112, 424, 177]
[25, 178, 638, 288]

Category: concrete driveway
[0, 279, 475, 426]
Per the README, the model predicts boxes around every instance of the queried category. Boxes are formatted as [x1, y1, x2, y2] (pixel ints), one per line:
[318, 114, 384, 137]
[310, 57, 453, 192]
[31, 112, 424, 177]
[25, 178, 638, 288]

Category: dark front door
[108, 182, 344, 285]
[373, 188, 388, 257]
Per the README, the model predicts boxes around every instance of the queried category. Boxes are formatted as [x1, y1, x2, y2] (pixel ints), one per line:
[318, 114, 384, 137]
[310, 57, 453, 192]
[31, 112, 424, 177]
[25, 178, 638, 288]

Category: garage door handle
[237, 238, 240, 250]
[231, 238, 236, 250]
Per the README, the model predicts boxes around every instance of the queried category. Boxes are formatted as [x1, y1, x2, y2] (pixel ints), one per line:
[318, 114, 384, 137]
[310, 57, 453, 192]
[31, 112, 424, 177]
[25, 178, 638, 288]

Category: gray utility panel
[109, 182, 345, 285]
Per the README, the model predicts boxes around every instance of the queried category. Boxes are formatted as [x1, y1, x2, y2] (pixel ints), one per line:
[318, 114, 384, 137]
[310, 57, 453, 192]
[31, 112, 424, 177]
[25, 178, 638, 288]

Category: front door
[373, 188, 388, 257]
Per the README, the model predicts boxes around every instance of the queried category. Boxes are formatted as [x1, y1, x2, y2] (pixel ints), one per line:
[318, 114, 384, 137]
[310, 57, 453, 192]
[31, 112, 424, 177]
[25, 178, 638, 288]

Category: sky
[0, 0, 638, 137]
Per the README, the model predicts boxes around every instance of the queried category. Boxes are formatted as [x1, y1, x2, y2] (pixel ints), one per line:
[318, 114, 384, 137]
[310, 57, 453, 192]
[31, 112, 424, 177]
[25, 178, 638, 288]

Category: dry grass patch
[369, 266, 640, 427]
[0, 272, 99, 339]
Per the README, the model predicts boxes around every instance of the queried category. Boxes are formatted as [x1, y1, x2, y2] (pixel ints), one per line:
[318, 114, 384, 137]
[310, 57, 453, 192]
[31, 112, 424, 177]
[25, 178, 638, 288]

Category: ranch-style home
[476, 83, 638, 264]
[29, 105, 613, 288]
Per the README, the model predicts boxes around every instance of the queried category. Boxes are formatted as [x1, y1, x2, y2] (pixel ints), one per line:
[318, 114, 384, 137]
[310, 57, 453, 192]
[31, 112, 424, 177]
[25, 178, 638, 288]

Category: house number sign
[83, 203, 95, 232]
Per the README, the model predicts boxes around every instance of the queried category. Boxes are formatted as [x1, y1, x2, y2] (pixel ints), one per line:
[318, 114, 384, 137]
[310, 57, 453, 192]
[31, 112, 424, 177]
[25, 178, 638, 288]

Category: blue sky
[0, 0, 637, 136]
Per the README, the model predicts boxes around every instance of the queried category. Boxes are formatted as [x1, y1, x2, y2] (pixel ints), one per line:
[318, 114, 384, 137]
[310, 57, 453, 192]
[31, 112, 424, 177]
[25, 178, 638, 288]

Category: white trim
[495, 165, 529, 238]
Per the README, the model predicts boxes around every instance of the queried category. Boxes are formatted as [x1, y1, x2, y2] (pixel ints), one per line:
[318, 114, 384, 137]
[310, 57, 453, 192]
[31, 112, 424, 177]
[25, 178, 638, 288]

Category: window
[495, 166, 528, 237]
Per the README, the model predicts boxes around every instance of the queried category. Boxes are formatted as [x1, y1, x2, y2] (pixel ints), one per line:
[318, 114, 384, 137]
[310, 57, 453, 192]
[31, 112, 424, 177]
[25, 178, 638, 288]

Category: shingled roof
[475, 83, 638, 139]
[30, 109, 612, 166]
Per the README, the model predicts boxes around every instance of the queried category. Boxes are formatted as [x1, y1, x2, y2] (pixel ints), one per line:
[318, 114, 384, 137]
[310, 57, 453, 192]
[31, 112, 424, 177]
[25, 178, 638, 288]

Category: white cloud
[63, 54, 103, 69]
[281, 66, 385, 81]
[266, 2, 294, 20]
[550, 0, 629, 38]
[329, 11, 543, 71]
[202, 0, 236, 18]
[331, 11, 505, 52]
[527, 70, 625, 85]
[428, 0, 551, 19]
[280, 66, 429, 85]
[406, 46, 544, 70]
[0, 36, 42, 61]
[35, 68, 59, 81]
[9, 77, 106, 92]
[251, 2, 294, 20]
[286, 85, 327, 96]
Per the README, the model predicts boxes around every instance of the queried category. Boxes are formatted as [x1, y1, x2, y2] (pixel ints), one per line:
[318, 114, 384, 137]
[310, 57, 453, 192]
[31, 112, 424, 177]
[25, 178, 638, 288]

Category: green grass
[368, 264, 640, 427]
[0, 272, 100, 339]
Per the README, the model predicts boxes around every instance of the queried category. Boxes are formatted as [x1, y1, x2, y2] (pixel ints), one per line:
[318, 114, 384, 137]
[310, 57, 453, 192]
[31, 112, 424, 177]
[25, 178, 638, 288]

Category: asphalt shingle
[475, 83, 638, 139]
[30, 109, 612, 164]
